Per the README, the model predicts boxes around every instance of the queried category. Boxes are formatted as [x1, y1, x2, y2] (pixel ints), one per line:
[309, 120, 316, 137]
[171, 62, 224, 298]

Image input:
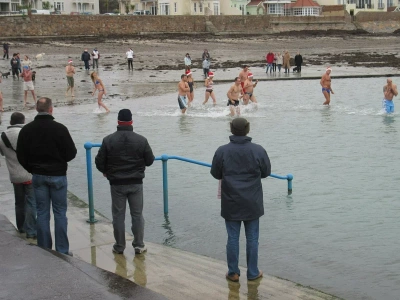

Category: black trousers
[128, 58, 133, 70]
[296, 64, 302, 72]
[3, 50, 9, 59]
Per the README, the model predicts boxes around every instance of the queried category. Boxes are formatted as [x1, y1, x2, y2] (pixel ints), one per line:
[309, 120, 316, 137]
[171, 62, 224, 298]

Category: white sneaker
[134, 246, 147, 254]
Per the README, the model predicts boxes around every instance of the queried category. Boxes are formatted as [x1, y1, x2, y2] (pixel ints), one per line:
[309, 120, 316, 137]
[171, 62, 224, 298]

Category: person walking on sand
[186, 70, 195, 105]
[65, 60, 75, 97]
[81, 49, 91, 70]
[91, 72, 110, 113]
[10, 53, 20, 79]
[17, 97, 77, 255]
[243, 73, 258, 105]
[95, 109, 155, 255]
[203, 71, 217, 105]
[21, 55, 32, 70]
[3, 42, 10, 60]
[92, 48, 100, 69]
[184, 53, 191, 72]
[0, 112, 37, 238]
[20, 66, 36, 107]
[126, 48, 134, 70]
[383, 78, 398, 113]
[321, 67, 334, 105]
[283, 50, 290, 74]
[178, 74, 189, 114]
[227, 77, 243, 116]
[211, 117, 271, 283]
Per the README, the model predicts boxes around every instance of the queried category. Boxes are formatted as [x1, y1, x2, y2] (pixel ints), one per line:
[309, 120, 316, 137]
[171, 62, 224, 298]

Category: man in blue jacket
[211, 118, 271, 282]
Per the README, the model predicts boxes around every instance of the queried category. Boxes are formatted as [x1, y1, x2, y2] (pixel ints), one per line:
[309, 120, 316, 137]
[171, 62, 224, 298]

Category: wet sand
[1, 34, 400, 111]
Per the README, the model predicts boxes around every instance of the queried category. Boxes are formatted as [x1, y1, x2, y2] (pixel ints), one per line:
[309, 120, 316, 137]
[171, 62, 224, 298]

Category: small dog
[293, 67, 298, 72]
[32, 71, 36, 82]
[1, 72, 10, 78]
[36, 53, 45, 60]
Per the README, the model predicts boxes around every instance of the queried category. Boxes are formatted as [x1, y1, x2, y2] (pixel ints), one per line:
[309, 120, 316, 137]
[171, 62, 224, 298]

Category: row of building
[0, 0, 398, 17]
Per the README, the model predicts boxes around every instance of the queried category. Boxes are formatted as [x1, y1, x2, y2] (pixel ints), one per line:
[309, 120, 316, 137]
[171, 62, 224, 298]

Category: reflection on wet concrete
[162, 213, 176, 246]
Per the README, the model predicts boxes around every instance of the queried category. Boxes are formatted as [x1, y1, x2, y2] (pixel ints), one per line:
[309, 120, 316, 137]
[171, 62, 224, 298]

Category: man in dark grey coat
[95, 109, 154, 255]
[211, 118, 271, 282]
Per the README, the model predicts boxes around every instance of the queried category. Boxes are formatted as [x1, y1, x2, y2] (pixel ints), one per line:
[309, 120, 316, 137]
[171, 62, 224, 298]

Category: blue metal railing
[84, 142, 293, 223]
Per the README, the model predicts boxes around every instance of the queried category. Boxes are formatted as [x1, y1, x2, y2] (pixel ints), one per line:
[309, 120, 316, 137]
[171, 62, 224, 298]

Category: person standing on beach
[211, 117, 271, 282]
[202, 58, 210, 79]
[202, 49, 210, 60]
[17, 97, 77, 255]
[265, 51, 274, 73]
[81, 49, 91, 70]
[276, 52, 283, 73]
[294, 52, 303, 73]
[320, 67, 334, 105]
[126, 48, 134, 70]
[383, 78, 398, 113]
[283, 50, 290, 73]
[3, 42, 10, 59]
[178, 74, 189, 114]
[0, 112, 36, 238]
[91, 71, 110, 112]
[20, 66, 36, 107]
[92, 48, 100, 69]
[10, 53, 20, 79]
[227, 77, 243, 116]
[184, 53, 191, 72]
[243, 73, 258, 105]
[65, 60, 75, 97]
[95, 109, 155, 255]
[203, 71, 217, 105]
[21, 55, 32, 70]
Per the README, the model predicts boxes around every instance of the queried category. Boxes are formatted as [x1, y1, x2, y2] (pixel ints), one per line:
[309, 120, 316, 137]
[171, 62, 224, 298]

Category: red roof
[290, 0, 320, 8]
[247, 0, 263, 6]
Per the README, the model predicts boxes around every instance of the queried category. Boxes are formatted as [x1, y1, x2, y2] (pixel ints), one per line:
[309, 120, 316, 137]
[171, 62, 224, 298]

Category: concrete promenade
[0, 169, 343, 300]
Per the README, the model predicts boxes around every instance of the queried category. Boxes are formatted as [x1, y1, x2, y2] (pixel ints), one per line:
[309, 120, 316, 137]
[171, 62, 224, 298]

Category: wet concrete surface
[0, 214, 167, 300]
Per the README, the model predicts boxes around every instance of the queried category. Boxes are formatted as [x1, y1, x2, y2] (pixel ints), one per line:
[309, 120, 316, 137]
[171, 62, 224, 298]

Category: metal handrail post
[161, 154, 169, 214]
[287, 174, 293, 194]
[84, 142, 98, 223]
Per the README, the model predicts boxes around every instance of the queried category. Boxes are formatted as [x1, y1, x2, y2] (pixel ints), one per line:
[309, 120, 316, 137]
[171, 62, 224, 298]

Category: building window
[199, 2, 203, 12]
[194, 3, 197, 12]
[160, 3, 169, 15]
[53, 2, 64, 11]
[174, 2, 177, 12]
[269, 4, 276, 14]
[214, 3, 219, 15]
[387, 0, 393, 6]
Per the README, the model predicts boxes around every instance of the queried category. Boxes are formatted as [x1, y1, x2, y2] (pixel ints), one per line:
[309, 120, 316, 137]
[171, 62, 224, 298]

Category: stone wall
[0, 14, 363, 38]
[355, 12, 400, 33]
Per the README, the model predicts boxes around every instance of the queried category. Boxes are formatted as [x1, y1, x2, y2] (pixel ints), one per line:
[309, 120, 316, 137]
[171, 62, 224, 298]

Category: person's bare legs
[322, 91, 330, 105]
[24, 90, 28, 106]
[210, 92, 217, 105]
[30, 90, 36, 103]
[236, 106, 241, 116]
[0, 92, 3, 111]
[243, 94, 249, 105]
[203, 92, 210, 104]
[250, 95, 257, 104]
[98, 91, 110, 112]
[229, 105, 235, 116]
[66, 86, 70, 96]
[181, 108, 187, 114]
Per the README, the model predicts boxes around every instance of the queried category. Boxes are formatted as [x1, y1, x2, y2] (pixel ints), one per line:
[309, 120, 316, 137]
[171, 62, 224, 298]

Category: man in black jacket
[17, 97, 77, 255]
[81, 49, 91, 70]
[294, 51, 303, 73]
[95, 109, 154, 255]
[211, 118, 271, 282]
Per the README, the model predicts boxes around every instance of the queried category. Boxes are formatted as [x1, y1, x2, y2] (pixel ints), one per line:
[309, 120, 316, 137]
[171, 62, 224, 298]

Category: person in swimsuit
[91, 72, 110, 113]
[243, 73, 258, 105]
[65, 60, 75, 97]
[20, 66, 36, 107]
[203, 71, 217, 105]
[320, 67, 334, 105]
[186, 70, 194, 106]
[238, 65, 249, 94]
[178, 74, 190, 114]
[383, 78, 398, 113]
[227, 77, 243, 116]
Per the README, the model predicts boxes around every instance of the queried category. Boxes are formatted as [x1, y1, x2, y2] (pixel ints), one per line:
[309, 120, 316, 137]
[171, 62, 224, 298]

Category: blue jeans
[32, 174, 69, 254]
[84, 60, 90, 70]
[13, 183, 36, 236]
[225, 218, 260, 279]
[265, 63, 273, 73]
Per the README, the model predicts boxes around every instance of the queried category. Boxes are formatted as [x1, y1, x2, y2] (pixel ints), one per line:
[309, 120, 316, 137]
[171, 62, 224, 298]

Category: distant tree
[124, 2, 130, 14]
[130, 4, 135, 12]
[42, 1, 51, 9]
[99, 0, 120, 14]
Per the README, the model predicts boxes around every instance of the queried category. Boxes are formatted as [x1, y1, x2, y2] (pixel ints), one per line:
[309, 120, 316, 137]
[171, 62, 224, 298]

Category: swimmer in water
[91, 72, 110, 113]
[383, 78, 398, 113]
[203, 71, 217, 105]
[320, 67, 334, 105]
[243, 72, 258, 105]
[227, 77, 243, 116]
[186, 70, 194, 106]
[178, 74, 190, 114]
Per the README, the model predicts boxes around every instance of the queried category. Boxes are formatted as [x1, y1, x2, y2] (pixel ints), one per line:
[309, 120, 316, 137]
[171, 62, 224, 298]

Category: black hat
[230, 118, 250, 136]
[118, 109, 132, 122]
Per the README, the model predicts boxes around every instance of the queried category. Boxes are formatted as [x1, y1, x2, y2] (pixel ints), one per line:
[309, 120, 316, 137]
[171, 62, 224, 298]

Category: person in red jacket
[265, 51, 274, 73]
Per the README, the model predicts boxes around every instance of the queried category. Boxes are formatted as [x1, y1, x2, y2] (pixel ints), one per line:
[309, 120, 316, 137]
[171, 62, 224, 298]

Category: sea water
[1, 76, 399, 300]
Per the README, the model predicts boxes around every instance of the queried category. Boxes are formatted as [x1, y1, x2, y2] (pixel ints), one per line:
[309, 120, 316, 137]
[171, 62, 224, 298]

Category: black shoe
[26, 235, 37, 239]
[112, 247, 123, 254]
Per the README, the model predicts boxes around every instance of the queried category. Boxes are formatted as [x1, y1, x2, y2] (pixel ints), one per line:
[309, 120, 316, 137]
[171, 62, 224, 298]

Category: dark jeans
[83, 60, 90, 70]
[111, 184, 145, 253]
[296, 64, 302, 72]
[13, 183, 37, 236]
[12, 68, 19, 78]
[3, 50, 9, 59]
[225, 218, 260, 279]
[203, 68, 209, 78]
[273, 63, 276, 72]
[32, 174, 69, 254]
[128, 58, 133, 70]
[92, 59, 98, 69]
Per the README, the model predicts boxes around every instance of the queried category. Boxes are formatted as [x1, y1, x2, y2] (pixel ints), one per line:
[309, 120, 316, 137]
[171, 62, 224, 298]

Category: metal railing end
[161, 154, 169, 161]
[84, 142, 93, 150]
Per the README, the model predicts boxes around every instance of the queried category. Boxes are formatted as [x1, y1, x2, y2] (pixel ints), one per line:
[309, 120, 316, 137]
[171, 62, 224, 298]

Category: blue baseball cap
[23, 66, 29, 69]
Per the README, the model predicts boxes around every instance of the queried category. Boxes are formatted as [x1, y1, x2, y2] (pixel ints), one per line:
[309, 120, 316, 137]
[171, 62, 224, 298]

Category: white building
[0, 0, 99, 15]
